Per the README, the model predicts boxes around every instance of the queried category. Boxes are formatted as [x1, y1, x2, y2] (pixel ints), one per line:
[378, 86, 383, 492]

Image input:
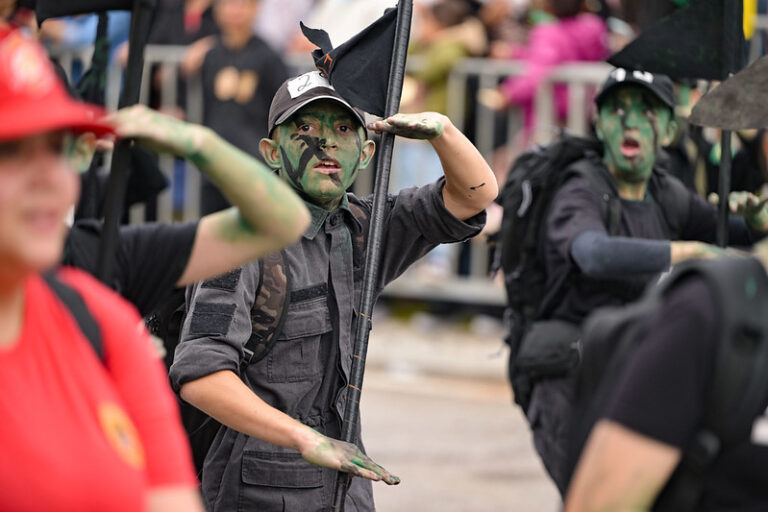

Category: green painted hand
[367, 112, 446, 140]
[710, 191, 768, 231]
[107, 104, 208, 161]
[300, 428, 400, 485]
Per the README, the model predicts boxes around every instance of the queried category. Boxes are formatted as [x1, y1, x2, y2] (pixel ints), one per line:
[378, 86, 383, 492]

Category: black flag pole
[95, 0, 155, 282]
[716, 1, 744, 248]
[332, 1, 413, 509]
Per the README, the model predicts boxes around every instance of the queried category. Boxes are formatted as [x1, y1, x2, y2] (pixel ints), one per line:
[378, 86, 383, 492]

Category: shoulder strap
[567, 159, 623, 236]
[43, 272, 104, 362]
[242, 250, 290, 368]
[649, 167, 691, 238]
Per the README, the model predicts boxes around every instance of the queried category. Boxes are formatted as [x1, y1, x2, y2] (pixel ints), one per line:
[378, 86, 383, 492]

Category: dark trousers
[526, 374, 575, 497]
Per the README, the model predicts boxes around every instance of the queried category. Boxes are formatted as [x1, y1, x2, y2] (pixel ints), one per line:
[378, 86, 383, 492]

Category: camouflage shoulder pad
[242, 250, 290, 368]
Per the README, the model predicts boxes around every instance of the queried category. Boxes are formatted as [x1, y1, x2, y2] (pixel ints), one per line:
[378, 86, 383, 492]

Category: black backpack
[498, 132, 690, 365]
[147, 250, 291, 476]
[566, 256, 768, 510]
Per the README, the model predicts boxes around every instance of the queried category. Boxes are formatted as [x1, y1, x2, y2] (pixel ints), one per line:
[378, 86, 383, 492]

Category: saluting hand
[106, 104, 209, 160]
[367, 112, 447, 140]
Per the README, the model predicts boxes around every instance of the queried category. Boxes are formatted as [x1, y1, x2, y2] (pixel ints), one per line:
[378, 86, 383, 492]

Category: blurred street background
[362, 302, 560, 511]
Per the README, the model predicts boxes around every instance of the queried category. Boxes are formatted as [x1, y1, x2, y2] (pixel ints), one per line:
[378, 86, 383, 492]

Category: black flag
[608, 0, 743, 81]
[689, 55, 768, 130]
[300, 7, 397, 117]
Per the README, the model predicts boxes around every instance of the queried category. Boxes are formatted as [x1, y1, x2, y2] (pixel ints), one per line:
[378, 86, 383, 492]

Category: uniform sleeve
[168, 262, 260, 391]
[546, 175, 608, 265]
[60, 268, 197, 488]
[605, 277, 718, 448]
[117, 221, 199, 317]
[364, 176, 486, 288]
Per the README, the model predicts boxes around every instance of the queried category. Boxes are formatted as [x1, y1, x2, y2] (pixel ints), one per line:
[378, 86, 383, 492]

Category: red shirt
[0, 269, 196, 511]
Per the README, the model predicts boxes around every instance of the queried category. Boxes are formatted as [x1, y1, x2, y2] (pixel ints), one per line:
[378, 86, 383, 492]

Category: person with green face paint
[516, 67, 768, 497]
[169, 70, 497, 511]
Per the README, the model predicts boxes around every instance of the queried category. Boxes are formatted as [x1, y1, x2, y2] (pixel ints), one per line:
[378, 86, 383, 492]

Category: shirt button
[330, 214, 339, 226]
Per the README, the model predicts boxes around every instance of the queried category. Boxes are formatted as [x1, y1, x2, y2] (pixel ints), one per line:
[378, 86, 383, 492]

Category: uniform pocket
[241, 450, 323, 488]
[238, 450, 325, 512]
[267, 296, 331, 383]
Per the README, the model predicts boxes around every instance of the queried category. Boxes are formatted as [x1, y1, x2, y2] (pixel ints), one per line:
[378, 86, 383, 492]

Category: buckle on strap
[241, 347, 255, 369]
[682, 430, 721, 474]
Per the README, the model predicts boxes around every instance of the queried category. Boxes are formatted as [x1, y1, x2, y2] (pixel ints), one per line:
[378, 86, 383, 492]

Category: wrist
[186, 125, 216, 165]
[290, 422, 322, 454]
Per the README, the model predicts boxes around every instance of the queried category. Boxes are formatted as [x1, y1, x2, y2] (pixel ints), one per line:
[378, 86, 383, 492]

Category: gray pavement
[357, 314, 561, 512]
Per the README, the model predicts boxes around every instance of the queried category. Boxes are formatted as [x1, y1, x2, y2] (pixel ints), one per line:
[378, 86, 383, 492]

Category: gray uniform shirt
[170, 178, 485, 511]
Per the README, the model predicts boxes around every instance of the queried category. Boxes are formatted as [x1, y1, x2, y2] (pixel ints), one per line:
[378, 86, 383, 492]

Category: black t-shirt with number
[201, 35, 288, 159]
[542, 159, 755, 324]
[63, 220, 198, 317]
[605, 276, 768, 511]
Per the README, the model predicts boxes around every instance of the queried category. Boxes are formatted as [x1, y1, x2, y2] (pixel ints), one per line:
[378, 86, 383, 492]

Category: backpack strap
[242, 250, 290, 369]
[654, 256, 768, 511]
[649, 167, 691, 238]
[567, 159, 623, 236]
[43, 272, 104, 362]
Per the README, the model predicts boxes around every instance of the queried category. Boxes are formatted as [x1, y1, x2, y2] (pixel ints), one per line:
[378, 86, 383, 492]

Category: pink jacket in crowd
[500, 13, 609, 139]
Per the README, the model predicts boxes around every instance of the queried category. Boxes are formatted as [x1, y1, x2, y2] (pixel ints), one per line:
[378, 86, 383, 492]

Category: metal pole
[95, 0, 156, 282]
[332, 1, 413, 509]
[716, 131, 732, 247]
[716, 0, 744, 247]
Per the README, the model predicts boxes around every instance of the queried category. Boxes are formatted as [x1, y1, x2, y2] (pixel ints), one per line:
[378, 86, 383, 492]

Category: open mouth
[314, 158, 342, 175]
[620, 136, 641, 158]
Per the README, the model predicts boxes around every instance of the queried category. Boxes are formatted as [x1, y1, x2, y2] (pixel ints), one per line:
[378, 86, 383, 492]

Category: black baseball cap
[267, 70, 367, 136]
[595, 68, 676, 111]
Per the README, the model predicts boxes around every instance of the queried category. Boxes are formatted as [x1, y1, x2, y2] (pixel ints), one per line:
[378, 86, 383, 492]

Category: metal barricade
[49, 42, 617, 305]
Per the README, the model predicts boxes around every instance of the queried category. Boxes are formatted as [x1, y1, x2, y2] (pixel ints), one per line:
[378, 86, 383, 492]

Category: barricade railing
[48, 43, 618, 304]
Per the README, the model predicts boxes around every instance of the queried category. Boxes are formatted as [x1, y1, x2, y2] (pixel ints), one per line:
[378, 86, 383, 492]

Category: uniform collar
[302, 194, 361, 239]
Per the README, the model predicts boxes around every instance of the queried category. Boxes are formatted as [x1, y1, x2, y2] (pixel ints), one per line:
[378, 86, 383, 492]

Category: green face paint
[597, 85, 673, 185]
[274, 100, 367, 210]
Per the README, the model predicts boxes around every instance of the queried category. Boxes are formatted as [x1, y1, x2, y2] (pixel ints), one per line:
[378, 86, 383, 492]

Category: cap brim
[273, 94, 368, 136]
[0, 95, 113, 141]
[596, 80, 675, 110]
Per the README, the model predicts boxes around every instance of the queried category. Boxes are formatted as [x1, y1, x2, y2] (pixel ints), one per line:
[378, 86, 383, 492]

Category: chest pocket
[267, 294, 331, 383]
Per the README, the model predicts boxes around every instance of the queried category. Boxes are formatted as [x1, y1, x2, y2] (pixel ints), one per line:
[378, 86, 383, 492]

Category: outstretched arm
[368, 112, 498, 220]
[109, 105, 311, 287]
[179, 371, 400, 484]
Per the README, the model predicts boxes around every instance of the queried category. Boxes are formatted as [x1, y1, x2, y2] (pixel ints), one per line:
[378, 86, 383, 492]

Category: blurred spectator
[410, 0, 487, 114]
[493, 0, 609, 144]
[287, 0, 397, 53]
[39, 12, 131, 65]
[148, 0, 217, 46]
[252, 0, 313, 52]
[197, 0, 288, 214]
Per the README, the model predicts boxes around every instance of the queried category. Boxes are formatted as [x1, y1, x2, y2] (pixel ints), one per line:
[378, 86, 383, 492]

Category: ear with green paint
[358, 139, 376, 171]
[661, 116, 679, 146]
[71, 132, 97, 174]
[259, 137, 281, 170]
[594, 114, 605, 142]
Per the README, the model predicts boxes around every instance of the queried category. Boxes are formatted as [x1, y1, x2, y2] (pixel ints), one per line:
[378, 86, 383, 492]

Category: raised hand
[709, 191, 768, 231]
[367, 112, 447, 140]
[106, 104, 208, 160]
[299, 427, 400, 485]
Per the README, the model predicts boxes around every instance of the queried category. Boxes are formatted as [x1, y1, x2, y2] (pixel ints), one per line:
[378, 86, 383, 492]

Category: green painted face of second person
[261, 100, 375, 211]
[596, 85, 676, 185]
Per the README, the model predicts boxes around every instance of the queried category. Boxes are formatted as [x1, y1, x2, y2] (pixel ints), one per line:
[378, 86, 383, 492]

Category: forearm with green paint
[191, 127, 309, 244]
